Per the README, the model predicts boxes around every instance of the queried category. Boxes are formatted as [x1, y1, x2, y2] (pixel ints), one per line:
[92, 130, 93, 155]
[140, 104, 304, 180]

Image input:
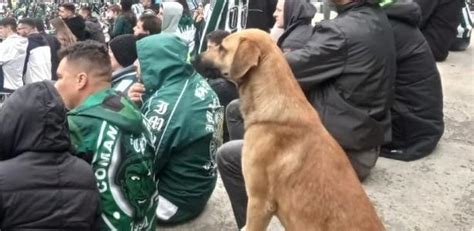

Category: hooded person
[135, 33, 223, 224]
[275, 0, 317, 52]
[55, 41, 158, 230]
[0, 81, 100, 230]
[109, 34, 138, 93]
[381, 0, 444, 161]
[161, 1, 196, 55]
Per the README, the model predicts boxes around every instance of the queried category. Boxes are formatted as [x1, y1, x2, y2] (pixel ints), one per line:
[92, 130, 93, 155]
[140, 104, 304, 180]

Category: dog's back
[237, 29, 384, 231]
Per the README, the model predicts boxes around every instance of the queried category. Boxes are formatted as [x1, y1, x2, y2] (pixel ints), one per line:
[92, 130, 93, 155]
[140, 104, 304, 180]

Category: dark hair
[34, 18, 45, 32]
[120, 0, 133, 12]
[60, 3, 76, 13]
[108, 4, 121, 13]
[207, 30, 230, 45]
[0, 17, 17, 31]
[139, 14, 162, 35]
[59, 41, 112, 79]
[18, 18, 36, 28]
[80, 6, 92, 17]
[176, 0, 191, 16]
[121, 0, 137, 27]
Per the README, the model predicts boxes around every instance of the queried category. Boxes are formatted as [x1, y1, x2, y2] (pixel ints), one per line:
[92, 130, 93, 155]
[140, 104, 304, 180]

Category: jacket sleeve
[0, 42, 16, 65]
[414, 0, 440, 27]
[285, 22, 346, 92]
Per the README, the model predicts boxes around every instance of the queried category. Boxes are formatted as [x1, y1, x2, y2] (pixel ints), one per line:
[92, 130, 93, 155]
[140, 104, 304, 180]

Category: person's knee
[226, 99, 241, 120]
[346, 148, 380, 182]
[217, 140, 243, 173]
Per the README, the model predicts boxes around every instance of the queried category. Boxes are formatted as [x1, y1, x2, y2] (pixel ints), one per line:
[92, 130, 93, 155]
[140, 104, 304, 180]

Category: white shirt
[0, 33, 28, 91]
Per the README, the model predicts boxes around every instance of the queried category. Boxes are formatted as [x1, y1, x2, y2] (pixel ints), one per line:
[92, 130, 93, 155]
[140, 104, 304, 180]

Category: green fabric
[137, 33, 224, 223]
[380, 0, 396, 7]
[68, 88, 158, 231]
[112, 15, 135, 38]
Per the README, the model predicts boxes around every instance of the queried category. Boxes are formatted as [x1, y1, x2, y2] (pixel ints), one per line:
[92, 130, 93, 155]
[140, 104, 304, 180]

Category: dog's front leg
[245, 197, 274, 231]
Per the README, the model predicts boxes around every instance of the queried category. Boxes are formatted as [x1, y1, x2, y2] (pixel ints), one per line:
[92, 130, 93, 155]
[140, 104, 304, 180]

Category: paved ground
[158, 41, 474, 231]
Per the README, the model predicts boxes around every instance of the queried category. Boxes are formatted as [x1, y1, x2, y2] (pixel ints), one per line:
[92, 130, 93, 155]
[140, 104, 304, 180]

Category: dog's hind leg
[244, 197, 275, 231]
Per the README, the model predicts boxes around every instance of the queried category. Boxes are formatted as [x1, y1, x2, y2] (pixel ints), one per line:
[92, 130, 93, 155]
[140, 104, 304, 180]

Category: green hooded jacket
[68, 88, 158, 231]
[137, 33, 223, 222]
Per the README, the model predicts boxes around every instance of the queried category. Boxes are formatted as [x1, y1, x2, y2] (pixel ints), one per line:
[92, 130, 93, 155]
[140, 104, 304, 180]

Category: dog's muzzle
[191, 54, 222, 80]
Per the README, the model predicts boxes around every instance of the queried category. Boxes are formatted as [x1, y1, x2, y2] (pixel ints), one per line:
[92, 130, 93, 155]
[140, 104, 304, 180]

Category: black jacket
[39, 31, 61, 80]
[277, 0, 316, 52]
[64, 15, 87, 41]
[0, 81, 100, 230]
[247, 0, 277, 32]
[286, 2, 396, 151]
[85, 17, 106, 43]
[414, 0, 464, 61]
[381, 0, 444, 161]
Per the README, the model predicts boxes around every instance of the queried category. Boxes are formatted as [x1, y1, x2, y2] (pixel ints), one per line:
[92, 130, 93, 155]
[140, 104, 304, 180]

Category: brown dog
[195, 29, 385, 231]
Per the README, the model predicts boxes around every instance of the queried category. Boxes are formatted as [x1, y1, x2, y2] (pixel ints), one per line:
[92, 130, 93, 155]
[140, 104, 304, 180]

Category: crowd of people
[0, 0, 472, 230]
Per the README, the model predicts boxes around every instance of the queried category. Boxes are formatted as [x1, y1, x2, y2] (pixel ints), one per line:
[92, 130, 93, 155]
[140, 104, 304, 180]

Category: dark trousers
[218, 100, 379, 229]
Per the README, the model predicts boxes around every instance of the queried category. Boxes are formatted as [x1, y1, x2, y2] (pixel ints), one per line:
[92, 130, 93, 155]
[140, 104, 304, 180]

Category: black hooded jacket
[285, 2, 396, 151]
[0, 81, 100, 230]
[382, 0, 444, 161]
[277, 0, 316, 52]
[414, 0, 464, 61]
[64, 15, 87, 41]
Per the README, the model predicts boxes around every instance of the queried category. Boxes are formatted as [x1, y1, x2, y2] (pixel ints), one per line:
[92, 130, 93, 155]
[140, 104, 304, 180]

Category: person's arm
[285, 22, 347, 92]
[0, 42, 15, 65]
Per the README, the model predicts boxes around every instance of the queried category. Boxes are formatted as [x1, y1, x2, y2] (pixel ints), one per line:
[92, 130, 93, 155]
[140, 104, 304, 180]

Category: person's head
[34, 18, 45, 32]
[121, 0, 133, 12]
[142, 0, 151, 8]
[107, 4, 121, 19]
[55, 41, 112, 109]
[59, 3, 75, 19]
[273, 0, 285, 29]
[206, 30, 230, 50]
[134, 13, 161, 37]
[0, 17, 17, 39]
[79, 6, 92, 19]
[108, 34, 137, 72]
[17, 18, 37, 37]
[51, 17, 77, 47]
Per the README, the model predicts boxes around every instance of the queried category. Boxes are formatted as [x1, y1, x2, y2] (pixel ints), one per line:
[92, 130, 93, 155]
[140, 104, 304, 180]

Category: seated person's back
[0, 81, 99, 230]
[135, 33, 224, 224]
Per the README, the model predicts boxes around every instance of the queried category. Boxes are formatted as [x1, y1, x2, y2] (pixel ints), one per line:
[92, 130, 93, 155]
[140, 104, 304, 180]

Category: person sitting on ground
[134, 13, 162, 39]
[414, 0, 464, 61]
[381, 0, 444, 161]
[275, 0, 316, 52]
[128, 33, 223, 224]
[109, 34, 138, 93]
[58, 3, 86, 41]
[34, 18, 61, 80]
[111, 0, 137, 38]
[0, 81, 99, 230]
[215, 0, 396, 229]
[79, 6, 106, 43]
[202, 29, 238, 142]
[17, 18, 52, 83]
[0, 17, 28, 93]
[55, 41, 158, 230]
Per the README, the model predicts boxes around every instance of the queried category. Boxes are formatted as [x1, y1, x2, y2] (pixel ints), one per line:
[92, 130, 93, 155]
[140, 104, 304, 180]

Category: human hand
[128, 82, 146, 105]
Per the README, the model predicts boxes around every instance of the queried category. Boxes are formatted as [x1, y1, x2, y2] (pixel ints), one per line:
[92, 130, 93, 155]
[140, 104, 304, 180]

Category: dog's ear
[230, 37, 261, 81]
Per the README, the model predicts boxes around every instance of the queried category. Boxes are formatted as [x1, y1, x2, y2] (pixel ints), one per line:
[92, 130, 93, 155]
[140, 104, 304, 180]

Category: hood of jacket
[27, 32, 49, 47]
[67, 88, 143, 135]
[162, 2, 184, 33]
[384, 0, 421, 26]
[283, 0, 317, 29]
[0, 81, 70, 160]
[137, 33, 194, 98]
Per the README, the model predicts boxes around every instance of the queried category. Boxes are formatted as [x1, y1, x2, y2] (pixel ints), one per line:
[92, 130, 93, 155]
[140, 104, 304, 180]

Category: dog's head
[193, 29, 272, 84]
